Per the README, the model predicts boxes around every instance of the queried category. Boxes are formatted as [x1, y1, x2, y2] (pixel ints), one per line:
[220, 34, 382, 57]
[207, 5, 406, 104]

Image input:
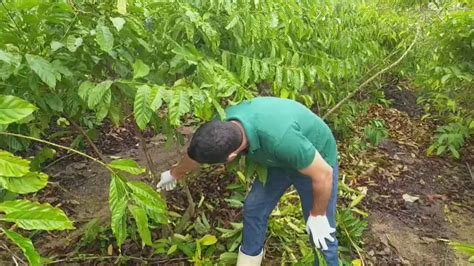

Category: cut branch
[323, 27, 419, 119]
[137, 129, 157, 179]
[69, 118, 107, 163]
[466, 162, 473, 182]
[0, 132, 109, 170]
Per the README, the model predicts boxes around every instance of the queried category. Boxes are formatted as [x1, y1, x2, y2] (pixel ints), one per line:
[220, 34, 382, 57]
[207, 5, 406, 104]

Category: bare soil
[352, 88, 474, 265]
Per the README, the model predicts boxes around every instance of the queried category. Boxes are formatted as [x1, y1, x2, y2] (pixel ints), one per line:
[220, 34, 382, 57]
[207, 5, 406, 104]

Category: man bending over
[157, 97, 339, 266]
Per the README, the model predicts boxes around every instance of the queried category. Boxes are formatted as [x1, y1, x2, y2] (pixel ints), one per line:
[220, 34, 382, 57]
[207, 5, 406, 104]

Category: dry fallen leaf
[402, 193, 420, 202]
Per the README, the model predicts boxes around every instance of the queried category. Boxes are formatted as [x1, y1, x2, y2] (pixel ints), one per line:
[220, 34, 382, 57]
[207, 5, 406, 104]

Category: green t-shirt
[225, 97, 337, 169]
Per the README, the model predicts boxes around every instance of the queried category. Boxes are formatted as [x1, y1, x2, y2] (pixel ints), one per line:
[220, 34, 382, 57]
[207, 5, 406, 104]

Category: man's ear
[227, 152, 238, 162]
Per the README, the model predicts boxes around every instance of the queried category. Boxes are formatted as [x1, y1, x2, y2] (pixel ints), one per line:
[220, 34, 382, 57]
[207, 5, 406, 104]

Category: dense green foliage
[399, 2, 473, 158]
[0, 0, 472, 264]
[0, 95, 74, 266]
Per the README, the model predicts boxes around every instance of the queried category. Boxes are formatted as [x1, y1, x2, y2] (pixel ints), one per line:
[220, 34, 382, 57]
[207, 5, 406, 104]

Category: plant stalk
[323, 26, 420, 119]
[0, 132, 110, 170]
[69, 118, 108, 163]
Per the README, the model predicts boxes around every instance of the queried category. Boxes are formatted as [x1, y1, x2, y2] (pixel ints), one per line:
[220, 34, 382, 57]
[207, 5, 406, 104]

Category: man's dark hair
[187, 120, 242, 164]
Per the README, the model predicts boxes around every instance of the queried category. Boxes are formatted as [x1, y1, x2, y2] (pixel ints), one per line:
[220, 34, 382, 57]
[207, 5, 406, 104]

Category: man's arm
[157, 150, 200, 191]
[273, 126, 336, 250]
[299, 152, 336, 250]
[299, 152, 333, 216]
[170, 152, 200, 180]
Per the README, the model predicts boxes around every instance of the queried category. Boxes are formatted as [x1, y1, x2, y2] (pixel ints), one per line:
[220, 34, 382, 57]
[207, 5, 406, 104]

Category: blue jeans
[241, 164, 339, 266]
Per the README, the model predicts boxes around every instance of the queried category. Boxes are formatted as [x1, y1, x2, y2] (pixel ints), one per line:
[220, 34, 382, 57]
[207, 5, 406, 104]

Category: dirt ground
[355, 85, 474, 265]
[360, 135, 474, 265]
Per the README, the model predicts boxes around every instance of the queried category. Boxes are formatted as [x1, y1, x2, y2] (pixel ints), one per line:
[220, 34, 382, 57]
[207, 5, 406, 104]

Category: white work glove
[156, 170, 177, 191]
[306, 215, 336, 250]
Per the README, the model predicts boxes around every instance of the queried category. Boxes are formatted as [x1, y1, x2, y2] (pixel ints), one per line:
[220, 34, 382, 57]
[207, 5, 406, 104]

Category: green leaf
[291, 53, 300, 66]
[31, 148, 56, 171]
[50, 41, 64, 51]
[45, 94, 64, 112]
[88, 80, 113, 109]
[95, 24, 114, 52]
[0, 50, 21, 79]
[275, 66, 283, 86]
[441, 74, 451, 84]
[449, 241, 474, 257]
[110, 17, 126, 32]
[134, 84, 153, 130]
[109, 103, 121, 126]
[0, 200, 45, 214]
[66, 36, 83, 52]
[129, 205, 152, 246]
[167, 244, 178, 255]
[109, 174, 128, 247]
[200, 234, 217, 246]
[25, 54, 57, 88]
[0, 150, 30, 177]
[117, 0, 127, 14]
[81, 218, 103, 245]
[225, 16, 239, 30]
[449, 146, 460, 159]
[108, 159, 145, 175]
[169, 90, 190, 126]
[436, 145, 446, 155]
[52, 60, 72, 78]
[219, 252, 238, 263]
[349, 193, 366, 208]
[15, 0, 40, 9]
[95, 89, 111, 122]
[256, 164, 268, 185]
[0, 95, 37, 125]
[133, 59, 150, 79]
[244, 157, 257, 180]
[78, 80, 95, 101]
[0, 50, 21, 67]
[150, 85, 165, 111]
[212, 99, 226, 120]
[2, 229, 41, 266]
[261, 62, 270, 79]
[0, 172, 48, 194]
[0, 200, 74, 230]
[128, 181, 168, 224]
[171, 44, 203, 65]
[240, 57, 251, 84]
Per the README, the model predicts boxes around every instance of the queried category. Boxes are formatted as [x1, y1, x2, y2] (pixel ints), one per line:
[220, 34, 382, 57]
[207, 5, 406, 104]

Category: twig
[1, 243, 26, 265]
[11, 255, 19, 266]
[322, 26, 420, 119]
[173, 135, 196, 234]
[175, 183, 196, 234]
[466, 162, 473, 182]
[69, 119, 107, 163]
[137, 129, 157, 178]
[43, 153, 76, 170]
[341, 223, 365, 266]
[0, 132, 110, 170]
[60, 15, 78, 42]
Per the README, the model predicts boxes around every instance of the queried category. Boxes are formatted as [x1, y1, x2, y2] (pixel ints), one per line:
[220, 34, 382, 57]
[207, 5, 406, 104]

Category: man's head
[187, 120, 243, 164]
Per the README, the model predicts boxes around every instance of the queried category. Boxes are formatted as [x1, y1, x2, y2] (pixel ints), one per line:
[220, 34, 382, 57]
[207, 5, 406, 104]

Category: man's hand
[306, 215, 335, 250]
[156, 170, 177, 191]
